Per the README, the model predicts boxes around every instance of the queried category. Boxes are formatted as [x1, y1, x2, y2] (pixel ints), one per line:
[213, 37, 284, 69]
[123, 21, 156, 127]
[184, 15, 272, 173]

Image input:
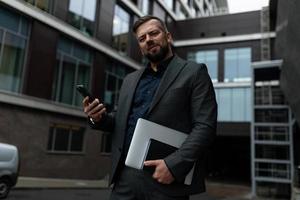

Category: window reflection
[215, 87, 251, 122]
[163, 0, 174, 10]
[104, 63, 133, 110]
[224, 47, 251, 82]
[23, 0, 52, 12]
[188, 50, 218, 82]
[68, 0, 97, 36]
[112, 5, 130, 55]
[141, 0, 149, 14]
[53, 37, 92, 106]
[0, 7, 29, 93]
[175, 1, 188, 19]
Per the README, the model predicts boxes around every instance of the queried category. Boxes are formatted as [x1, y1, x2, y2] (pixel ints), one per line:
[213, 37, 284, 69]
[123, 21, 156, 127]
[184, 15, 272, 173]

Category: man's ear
[166, 32, 173, 43]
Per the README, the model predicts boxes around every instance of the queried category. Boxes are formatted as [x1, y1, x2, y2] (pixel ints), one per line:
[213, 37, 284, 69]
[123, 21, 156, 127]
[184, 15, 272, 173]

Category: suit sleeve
[164, 63, 217, 182]
[88, 111, 116, 132]
[88, 72, 133, 132]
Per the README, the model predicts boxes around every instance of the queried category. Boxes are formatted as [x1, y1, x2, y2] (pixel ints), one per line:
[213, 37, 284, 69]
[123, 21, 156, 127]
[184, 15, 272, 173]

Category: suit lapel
[147, 56, 187, 115]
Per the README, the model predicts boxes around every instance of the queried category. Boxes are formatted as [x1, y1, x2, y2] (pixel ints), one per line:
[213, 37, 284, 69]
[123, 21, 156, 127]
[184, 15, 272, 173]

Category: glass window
[216, 87, 251, 122]
[163, 0, 174, 10]
[59, 56, 76, 104]
[232, 88, 244, 121]
[70, 127, 85, 151]
[104, 63, 133, 110]
[74, 62, 91, 105]
[53, 37, 92, 107]
[175, 2, 188, 19]
[47, 124, 85, 153]
[69, 0, 83, 17]
[0, 33, 26, 92]
[141, 0, 149, 14]
[23, 0, 52, 12]
[54, 128, 70, 151]
[188, 50, 218, 82]
[245, 87, 252, 121]
[82, 0, 97, 21]
[68, 0, 97, 36]
[20, 18, 30, 37]
[112, 5, 130, 56]
[217, 88, 231, 121]
[0, 7, 19, 33]
[224, 50, 237, 81]
[0, 7, 29, 93]
[224, 47, 251, 82]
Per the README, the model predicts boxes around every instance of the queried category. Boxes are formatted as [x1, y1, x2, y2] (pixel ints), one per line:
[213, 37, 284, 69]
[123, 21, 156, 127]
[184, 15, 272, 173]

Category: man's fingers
[83, 97, 92, 109]
[89, 107, 106, 120]
[145, 160, 174, 184]
[88, 103, 105, 116]
[90, 98, 100, 107]
[144, 160, 159, 166]
[83, 99, 99, 113]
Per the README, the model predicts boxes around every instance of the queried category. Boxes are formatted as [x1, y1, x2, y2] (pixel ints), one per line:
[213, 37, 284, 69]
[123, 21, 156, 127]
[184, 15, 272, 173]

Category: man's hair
[132, 15, 168, 34]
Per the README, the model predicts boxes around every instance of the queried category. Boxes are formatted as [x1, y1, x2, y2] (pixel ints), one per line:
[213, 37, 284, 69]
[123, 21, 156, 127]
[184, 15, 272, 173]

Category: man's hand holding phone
[83, 97, 107, 123]
[76, 85, 106, 123]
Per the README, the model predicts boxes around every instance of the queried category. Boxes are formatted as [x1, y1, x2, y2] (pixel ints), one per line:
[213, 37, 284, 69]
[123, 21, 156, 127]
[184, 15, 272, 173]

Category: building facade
[0, 0, 228, 180]
[1, 1, 298, 198]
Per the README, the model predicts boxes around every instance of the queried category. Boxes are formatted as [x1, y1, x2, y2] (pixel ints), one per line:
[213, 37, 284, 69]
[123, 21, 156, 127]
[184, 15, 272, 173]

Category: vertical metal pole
[251, 64, 256, 197]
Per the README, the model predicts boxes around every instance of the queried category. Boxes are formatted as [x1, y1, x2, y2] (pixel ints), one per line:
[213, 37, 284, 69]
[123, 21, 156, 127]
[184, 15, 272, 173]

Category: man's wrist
[89, 117, 95, 124]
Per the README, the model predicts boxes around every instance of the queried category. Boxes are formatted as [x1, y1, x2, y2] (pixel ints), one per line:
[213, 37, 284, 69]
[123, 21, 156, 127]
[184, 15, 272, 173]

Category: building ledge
[0, 91, 85, 118]
[173, 32, 276, 47]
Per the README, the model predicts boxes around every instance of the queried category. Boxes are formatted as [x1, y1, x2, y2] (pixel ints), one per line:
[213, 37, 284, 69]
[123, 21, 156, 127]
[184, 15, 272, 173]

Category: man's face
[135, 19, 172, 63]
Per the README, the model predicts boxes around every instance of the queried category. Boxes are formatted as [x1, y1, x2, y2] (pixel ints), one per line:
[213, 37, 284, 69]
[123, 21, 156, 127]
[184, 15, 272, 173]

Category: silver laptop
[125, 118, 194, 185]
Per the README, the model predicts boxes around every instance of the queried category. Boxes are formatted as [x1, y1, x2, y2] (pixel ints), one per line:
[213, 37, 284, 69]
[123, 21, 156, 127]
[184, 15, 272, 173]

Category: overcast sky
[227, 0, 269, 13]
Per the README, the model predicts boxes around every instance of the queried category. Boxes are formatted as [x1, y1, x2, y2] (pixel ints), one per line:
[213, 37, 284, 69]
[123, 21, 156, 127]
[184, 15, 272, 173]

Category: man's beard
[145, 44, 169, 63]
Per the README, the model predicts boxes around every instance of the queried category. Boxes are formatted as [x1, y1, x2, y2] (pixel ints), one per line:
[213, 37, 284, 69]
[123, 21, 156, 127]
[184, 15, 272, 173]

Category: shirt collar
[145, 55, 174, 74]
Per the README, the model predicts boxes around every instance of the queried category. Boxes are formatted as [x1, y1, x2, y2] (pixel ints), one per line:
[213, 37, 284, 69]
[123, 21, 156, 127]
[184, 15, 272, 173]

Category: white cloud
[227, 0, 269, 13]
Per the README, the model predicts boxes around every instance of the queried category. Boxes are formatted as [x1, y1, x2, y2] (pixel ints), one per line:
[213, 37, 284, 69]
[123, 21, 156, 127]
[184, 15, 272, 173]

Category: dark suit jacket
[91, 55, 217, 196]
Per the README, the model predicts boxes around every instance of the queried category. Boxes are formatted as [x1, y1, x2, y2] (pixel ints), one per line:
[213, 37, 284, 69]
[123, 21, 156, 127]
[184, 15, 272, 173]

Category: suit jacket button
[118, 147, 122, 152]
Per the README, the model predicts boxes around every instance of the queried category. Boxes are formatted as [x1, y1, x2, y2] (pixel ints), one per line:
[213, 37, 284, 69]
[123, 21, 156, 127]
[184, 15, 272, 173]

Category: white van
[0, 143, 19, 199]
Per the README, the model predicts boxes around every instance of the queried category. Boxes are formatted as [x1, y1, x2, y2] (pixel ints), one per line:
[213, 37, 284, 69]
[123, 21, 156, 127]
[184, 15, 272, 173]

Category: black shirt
[123, 56, 174, 156]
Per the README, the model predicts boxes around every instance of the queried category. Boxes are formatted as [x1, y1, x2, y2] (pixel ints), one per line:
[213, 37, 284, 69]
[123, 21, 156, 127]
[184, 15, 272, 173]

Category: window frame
[47, 123, 86, 154]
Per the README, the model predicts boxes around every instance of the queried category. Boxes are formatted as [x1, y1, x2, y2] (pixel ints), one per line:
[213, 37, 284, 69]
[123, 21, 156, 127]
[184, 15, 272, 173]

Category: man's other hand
[144, 159, 174, 184]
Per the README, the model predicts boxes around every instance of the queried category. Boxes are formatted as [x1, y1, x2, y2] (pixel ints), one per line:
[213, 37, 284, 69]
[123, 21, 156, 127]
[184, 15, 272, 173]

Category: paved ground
[8, 188, 249, 200]
[205, 181, 251, 199]
[12, 176, 252, 200]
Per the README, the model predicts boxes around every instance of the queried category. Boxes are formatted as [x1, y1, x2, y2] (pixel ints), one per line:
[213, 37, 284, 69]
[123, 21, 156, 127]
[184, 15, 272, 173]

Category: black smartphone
[76, 85, 95, 102]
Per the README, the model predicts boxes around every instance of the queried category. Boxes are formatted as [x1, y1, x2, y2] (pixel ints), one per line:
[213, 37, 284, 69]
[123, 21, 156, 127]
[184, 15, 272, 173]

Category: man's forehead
[136, 19, 164, 36]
